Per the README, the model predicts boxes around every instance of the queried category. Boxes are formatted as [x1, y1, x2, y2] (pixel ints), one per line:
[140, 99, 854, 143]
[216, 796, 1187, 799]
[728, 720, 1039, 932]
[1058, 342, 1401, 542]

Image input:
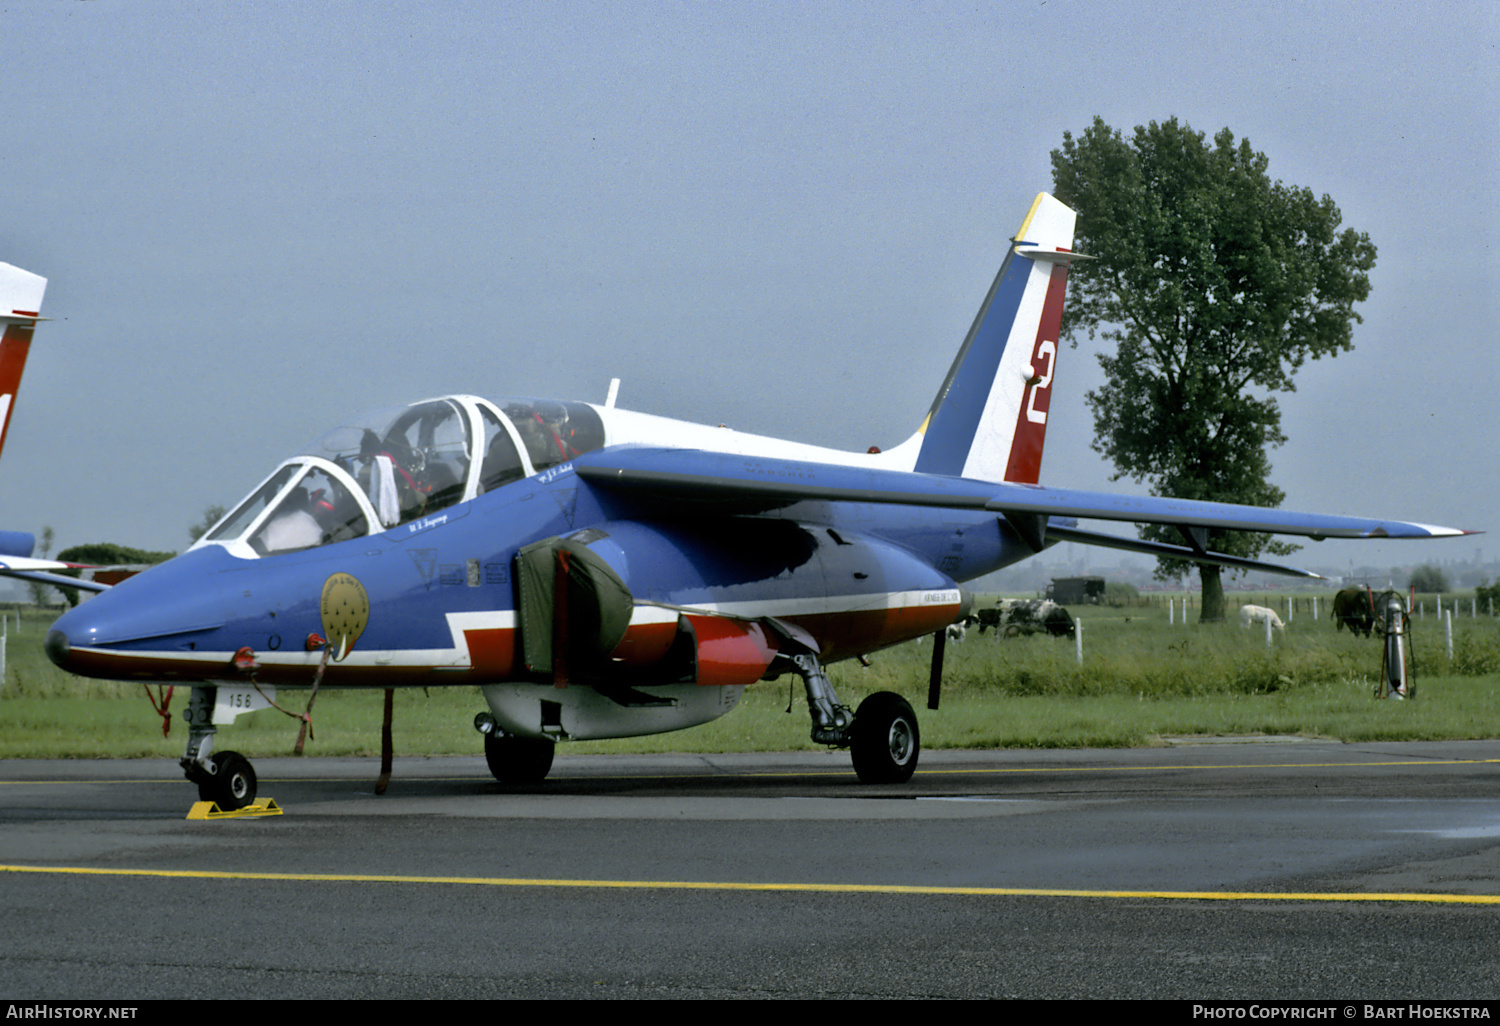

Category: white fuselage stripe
[68, 589, 964, 669]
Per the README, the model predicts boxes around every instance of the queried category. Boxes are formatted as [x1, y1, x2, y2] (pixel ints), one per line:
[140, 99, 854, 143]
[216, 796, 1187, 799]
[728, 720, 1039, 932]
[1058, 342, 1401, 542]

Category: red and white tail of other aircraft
[0, 262, 87, 580]
[0, 261, 46, 464]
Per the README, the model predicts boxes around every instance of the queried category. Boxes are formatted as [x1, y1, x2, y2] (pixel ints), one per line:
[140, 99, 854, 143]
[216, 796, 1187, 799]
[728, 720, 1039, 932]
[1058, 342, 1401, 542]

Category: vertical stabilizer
[0, 262, 47, 466]
[912, 194, 1077, 484]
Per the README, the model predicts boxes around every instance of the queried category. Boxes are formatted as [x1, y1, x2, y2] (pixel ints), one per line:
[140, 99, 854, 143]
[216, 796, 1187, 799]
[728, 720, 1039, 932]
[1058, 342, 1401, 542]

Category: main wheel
[484, 731, 555, 784]
[850, 692, 920, 784]
[198, 751, 257, 809]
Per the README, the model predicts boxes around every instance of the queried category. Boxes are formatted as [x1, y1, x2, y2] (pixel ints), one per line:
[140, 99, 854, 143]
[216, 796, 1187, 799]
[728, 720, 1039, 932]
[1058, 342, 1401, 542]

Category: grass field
[1, 596, 1496, 760]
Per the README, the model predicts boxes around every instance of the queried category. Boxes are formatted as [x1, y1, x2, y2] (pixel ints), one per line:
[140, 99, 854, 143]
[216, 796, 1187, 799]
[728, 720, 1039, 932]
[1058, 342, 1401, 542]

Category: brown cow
[1331, 588, 1377, 637]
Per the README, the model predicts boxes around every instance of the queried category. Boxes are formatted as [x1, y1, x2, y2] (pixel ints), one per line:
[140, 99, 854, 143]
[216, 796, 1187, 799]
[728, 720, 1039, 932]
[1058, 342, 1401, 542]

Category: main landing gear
[849, 690, 920, 784]
[474, 715, 556, 784]
[181, 686, 259, 810]
[788, 652, 920, 784]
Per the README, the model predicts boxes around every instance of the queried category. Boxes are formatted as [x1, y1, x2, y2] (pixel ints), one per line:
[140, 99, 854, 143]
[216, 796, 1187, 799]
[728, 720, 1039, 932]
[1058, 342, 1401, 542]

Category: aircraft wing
[574, 447, 1473, 576]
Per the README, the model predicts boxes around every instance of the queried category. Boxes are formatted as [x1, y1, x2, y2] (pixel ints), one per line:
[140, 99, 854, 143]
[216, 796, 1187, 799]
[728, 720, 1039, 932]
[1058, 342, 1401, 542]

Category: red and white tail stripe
[0, 262, 47, 465]
[911, 193, 1079, 484]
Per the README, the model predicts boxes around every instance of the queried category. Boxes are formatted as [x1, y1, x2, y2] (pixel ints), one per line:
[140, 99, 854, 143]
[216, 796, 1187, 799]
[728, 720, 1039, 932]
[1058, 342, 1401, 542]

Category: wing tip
[1400, 524, 1483, 539]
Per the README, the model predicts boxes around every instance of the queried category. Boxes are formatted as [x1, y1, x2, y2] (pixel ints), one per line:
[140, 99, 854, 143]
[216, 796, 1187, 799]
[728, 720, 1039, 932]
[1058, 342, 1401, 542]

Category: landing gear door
[210, 684, 276, 725]
[514, 535, 634, 682]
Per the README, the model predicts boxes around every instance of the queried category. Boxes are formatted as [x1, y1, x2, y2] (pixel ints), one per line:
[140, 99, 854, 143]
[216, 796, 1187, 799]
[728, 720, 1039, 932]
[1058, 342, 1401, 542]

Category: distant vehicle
[1048, 576, 1106, 604]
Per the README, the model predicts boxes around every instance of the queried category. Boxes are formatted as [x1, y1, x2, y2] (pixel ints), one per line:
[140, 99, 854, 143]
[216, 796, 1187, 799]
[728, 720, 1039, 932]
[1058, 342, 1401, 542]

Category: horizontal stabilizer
[1012, 245, 1092, 264]
[0, 262, 46, 324]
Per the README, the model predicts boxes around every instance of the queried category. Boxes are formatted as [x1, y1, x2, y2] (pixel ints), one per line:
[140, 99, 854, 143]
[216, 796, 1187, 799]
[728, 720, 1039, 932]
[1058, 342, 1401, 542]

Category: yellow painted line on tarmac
[0, 778, 189, 785]
[575, 757, 1500, 781]
[3, 863, 1498, 905]
[567, 757, 1500, 781]
[914, 757, 1500, 776]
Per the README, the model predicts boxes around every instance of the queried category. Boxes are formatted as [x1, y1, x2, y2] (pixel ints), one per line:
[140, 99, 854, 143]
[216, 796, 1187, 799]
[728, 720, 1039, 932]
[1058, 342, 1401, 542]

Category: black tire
[484, 731, 555, 784]
[850, 691, 919, 784]
[198, 751, 257, 809]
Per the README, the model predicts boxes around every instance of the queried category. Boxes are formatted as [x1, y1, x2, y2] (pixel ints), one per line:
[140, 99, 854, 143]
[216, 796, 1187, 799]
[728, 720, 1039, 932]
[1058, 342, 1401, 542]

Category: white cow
[975, 599, 1076, 638]
[1239, 604, 1285, 630]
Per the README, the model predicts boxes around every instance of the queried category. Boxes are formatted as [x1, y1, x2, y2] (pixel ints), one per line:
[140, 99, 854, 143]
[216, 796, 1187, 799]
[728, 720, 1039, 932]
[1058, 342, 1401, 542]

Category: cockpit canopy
[201, 396, 605, 557]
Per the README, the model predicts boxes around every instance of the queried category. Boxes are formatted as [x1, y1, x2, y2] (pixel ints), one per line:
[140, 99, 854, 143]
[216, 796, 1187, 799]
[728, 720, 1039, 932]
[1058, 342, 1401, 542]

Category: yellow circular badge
[320, 573, 369, 662]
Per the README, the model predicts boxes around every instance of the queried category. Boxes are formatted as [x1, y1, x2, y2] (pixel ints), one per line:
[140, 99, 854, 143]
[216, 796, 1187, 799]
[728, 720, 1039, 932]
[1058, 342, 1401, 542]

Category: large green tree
[1051, 117, 1377, 621]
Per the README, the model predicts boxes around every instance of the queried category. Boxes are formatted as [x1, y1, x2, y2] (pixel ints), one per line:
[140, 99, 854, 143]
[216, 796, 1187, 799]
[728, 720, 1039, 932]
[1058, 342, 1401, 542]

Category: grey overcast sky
[0, 0, 1494, 574]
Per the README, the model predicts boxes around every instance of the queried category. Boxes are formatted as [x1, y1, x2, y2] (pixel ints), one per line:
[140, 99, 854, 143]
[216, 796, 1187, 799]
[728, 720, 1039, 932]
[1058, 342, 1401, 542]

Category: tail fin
[0, 262, 47, 466]
[911, 193, 1078, 484]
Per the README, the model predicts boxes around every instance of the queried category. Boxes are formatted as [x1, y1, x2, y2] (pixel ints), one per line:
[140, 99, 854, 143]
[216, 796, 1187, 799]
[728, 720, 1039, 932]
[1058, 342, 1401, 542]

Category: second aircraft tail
[0, 262, 47, 467]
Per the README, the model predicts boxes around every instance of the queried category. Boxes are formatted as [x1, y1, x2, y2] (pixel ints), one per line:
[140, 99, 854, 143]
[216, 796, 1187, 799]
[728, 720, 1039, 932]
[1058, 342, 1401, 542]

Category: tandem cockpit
[197, 396, 606, 558]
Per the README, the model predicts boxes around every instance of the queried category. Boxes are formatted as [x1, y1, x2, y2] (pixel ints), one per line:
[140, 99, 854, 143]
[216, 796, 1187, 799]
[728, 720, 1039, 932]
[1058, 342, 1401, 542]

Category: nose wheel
[193, 751, 258, 809]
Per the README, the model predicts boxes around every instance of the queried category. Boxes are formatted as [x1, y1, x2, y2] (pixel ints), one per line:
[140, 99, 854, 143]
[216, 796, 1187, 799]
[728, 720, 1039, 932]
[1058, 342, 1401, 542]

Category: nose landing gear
[181, 686, 260, 810]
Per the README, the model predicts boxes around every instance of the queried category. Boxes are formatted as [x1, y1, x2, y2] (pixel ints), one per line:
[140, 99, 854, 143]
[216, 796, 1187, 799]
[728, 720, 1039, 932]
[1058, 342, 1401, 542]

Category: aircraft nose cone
[45, 628, 71, 669]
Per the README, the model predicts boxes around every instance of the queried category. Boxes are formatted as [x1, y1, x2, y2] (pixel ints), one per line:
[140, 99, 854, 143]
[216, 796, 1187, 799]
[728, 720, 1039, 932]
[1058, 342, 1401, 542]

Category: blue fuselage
[48, 461, 1033, 690]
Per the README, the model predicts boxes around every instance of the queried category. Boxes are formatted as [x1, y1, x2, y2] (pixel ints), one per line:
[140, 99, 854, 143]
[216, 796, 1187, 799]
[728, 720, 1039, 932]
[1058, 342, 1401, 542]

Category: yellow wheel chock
[186, 797, 283, 820]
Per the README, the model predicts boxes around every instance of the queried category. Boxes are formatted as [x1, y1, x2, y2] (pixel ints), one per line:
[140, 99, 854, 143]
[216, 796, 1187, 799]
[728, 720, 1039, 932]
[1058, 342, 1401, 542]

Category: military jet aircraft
[35, 194, 1472, 808]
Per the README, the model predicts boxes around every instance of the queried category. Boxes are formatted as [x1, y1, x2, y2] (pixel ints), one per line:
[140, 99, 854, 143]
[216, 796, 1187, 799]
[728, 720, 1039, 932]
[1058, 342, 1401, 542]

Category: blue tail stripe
[912, 250, 1031, 476]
